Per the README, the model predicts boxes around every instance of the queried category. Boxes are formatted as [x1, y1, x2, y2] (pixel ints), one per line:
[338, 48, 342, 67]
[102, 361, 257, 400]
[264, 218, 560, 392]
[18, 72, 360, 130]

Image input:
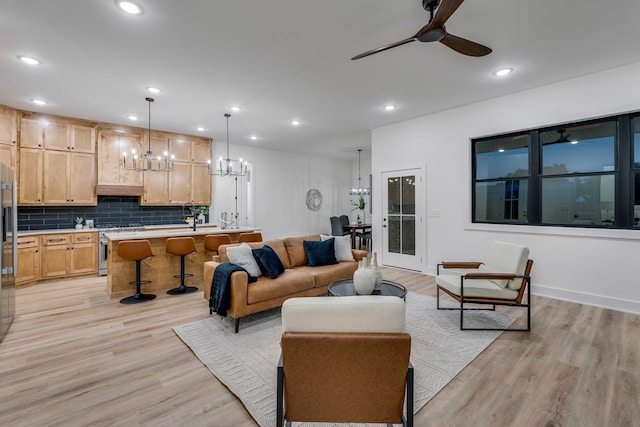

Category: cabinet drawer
[17, 235, 39, 248]
[43, 235, 70, 246]
[72, 232, 97, 244]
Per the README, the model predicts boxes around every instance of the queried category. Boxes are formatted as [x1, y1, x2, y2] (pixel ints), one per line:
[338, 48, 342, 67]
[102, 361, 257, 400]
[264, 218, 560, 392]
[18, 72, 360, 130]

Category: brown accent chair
[277, 296, 413, 427]
[238, 232, 263, 243]
[436, 241, 533, 331]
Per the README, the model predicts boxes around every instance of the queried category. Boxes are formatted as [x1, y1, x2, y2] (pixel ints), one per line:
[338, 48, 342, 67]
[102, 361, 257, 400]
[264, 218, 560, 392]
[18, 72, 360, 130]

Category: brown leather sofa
[203, 234, 367, 332]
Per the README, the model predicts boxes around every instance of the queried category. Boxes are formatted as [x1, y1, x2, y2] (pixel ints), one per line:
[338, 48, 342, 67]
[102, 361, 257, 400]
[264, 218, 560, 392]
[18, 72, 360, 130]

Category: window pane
[388, 216, 400, 253]
[634, 116, 640, 168]
[402, 217, 415, 255]
[476, 134, 529, 180]
[475, 179, 528, 223]
[401, 175, 415, 214]
[388, 177, 400, 214]
[635, 173, 640, 228]
[541, 122, 615, 175]
[541, 175, 615, 225]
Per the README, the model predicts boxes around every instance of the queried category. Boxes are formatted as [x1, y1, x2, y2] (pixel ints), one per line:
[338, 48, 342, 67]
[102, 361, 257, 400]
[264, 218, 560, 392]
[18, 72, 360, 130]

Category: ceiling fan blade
[351, 37, 416, 60]
[439, 33, 492, 56]
[431, 0, 465, 28]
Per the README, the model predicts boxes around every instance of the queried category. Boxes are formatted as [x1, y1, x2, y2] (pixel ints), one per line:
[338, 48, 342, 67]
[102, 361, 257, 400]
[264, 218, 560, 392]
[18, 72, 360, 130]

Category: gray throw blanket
[209, 263, 257, 316]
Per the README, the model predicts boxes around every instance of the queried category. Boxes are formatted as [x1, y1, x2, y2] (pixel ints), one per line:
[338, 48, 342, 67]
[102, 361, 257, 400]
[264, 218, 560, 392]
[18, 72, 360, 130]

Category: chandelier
[209, 113, 248, 176]
[349, 149, 371, 195]
[122, 97, 175, 172]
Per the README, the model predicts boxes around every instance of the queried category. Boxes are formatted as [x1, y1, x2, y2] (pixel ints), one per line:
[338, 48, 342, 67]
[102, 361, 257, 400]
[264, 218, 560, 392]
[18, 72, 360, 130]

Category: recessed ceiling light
[383, 104, 396, 111]
[146, 87, 160, 94]
[127, 115, 139, 121]
[18, 55, 42, 65]
[229, 105, 242, 112]
[196, 126, 205, 132]
[250, 135, 257, 140]
[290, 120, 301, 126]
[116, 1, 143, 15]
[30, 99, 47, 105]
[493, 67, 513, 77]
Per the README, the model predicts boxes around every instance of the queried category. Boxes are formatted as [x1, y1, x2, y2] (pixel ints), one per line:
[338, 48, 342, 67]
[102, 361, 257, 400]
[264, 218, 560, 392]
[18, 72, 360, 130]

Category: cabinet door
[169, 162, 191, 204]
[43, 150, 70, 204]
[18, 148, 44, 204]
[42, 245, 69, 278]
[19, 118, 43, 148]
[69, 152, 97, 204]
[43, 122, 70, 151]
[191, 163, 212, 205]
[17, 246, 40, 285]
[69, 243, 97, 274]
[142, 170, 169, 204]
[97, 131, 121, 186]
[0, 107, 17, 146]
[169, 137, 191, 162]
[70, 125, 96, 153]
[120, 134, 144, 186]
[0, 144, 16, 171]
[191, 139, 211, 163]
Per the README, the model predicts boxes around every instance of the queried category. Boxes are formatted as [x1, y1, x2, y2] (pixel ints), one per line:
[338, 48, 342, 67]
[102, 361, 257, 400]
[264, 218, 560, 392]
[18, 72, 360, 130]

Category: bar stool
[238, 232, 263, 243]
[204, 234, 231, 257]
[166, 237, 198, 295]
[117, 240, 156, 305]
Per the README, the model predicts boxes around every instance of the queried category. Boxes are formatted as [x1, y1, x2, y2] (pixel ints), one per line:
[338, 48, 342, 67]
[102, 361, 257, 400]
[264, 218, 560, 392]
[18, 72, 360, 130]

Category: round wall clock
[305, 189, 322, 211]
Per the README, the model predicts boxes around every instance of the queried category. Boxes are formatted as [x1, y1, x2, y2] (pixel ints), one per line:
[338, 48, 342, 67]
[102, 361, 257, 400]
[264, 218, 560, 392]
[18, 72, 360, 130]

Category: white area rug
[173, 292, 515, 427]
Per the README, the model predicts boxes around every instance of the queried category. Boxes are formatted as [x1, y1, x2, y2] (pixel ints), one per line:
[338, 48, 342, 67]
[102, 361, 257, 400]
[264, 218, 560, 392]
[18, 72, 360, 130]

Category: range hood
[95, 185, 144, 196]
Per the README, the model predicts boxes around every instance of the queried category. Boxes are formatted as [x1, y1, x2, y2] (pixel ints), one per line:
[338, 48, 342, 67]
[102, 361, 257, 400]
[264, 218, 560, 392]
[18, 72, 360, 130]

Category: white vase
[75, 224, 83, 229]
[372, 252, 382, 291]
[197, 214, 205, 224]
[353, 259, 375, 295]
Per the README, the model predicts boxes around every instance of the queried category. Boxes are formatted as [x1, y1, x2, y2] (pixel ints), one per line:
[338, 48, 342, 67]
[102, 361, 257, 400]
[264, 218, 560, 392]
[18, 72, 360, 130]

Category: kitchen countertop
[104, 226, 260, 241]
[17, 223, 222, 237]
[18, 228, 100, 236]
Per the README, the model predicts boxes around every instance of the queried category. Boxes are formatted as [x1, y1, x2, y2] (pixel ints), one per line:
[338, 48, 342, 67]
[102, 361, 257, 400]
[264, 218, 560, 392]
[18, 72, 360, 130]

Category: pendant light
[209, 113, 248, 176]
[122, 97, 175, 172]
[349, 149, 371, 195]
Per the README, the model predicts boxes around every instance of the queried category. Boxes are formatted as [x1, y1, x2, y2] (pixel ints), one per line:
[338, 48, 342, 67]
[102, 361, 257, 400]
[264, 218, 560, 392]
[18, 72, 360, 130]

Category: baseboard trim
[426, 266, 640, 315]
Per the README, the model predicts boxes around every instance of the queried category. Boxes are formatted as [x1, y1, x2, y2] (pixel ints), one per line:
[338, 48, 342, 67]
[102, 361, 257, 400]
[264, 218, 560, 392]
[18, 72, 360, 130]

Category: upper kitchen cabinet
[169, 137, 191, 162]
[19, 114, 96, 153]
[0, 106, 18, 170]
[191, 139, 212, 163]
[96, 130, 144, 191]
[43, 150, 96, 205]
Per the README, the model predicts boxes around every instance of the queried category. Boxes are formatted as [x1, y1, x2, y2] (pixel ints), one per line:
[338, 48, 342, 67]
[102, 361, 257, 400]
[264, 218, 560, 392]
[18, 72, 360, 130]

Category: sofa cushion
[247, 270, 316, 304]
[304, 239, 338, 267]
[294, 261, 358, 288]
[321, 234, 355, 262]
[219, 239, 291, 269]
[284, 235, 320, 268]
[436, 273, 519, 300]
[252, 245, 285, 279]
[226, 243, 262, 278]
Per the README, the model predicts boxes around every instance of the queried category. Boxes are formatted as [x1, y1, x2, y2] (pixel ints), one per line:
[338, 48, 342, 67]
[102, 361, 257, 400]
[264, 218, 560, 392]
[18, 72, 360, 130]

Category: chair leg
[167, 255, 198, 295]
[120, 260, 156, 304]
[406, 363, 414, 427]
[234, 317, 240, 333]
[277, 356, 285, 427]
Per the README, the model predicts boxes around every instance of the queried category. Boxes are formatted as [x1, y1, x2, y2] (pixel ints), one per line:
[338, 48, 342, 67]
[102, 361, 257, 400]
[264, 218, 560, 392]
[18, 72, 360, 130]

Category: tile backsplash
[18, 196, 204, 231]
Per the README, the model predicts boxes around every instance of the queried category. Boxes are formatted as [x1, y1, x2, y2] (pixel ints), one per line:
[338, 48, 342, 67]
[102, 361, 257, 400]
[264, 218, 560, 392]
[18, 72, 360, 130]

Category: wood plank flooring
[0, 269, 638, 426]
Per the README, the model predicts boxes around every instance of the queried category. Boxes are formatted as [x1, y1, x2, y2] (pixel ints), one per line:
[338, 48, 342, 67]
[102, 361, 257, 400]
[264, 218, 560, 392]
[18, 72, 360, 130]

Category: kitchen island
[106, 226, 260, 295]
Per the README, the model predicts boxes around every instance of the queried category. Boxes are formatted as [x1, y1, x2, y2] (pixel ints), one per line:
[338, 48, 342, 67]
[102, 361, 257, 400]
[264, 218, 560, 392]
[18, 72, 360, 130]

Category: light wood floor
[1, 269, 638, 426]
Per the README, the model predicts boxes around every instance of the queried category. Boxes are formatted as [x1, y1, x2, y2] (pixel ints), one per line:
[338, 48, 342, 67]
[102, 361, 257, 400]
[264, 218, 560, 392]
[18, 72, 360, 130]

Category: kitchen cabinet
[41, 232, 97, 279]
[16, 235, 40, 285]
[0, 106, 17, 170]
[19, 118, 44, 148]
[18, 148, 44, 204]
[43, 151, 96, 204]
[20, 117, 95, 153]
[192, 163, 212, 205]
[97, 131, 144, 188]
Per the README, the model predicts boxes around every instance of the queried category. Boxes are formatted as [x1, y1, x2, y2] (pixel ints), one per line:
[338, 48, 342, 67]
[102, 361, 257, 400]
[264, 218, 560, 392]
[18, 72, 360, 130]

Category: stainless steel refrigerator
[0, 164, 17, 342]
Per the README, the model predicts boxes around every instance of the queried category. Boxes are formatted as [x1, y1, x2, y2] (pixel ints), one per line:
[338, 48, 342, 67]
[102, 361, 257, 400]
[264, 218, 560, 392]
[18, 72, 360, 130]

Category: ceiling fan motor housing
[418, 27, 446, 42]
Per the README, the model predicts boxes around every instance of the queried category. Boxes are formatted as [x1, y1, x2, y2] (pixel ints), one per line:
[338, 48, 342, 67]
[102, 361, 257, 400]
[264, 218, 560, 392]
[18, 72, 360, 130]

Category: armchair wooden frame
[436, 259, 534, 331]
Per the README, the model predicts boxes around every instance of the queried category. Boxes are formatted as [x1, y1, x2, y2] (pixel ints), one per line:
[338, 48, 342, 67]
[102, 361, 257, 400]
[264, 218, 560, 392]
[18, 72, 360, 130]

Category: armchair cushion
[481, 241, 530, 289]
[436, 274, 519, 300]
[303, 238, 338, 267]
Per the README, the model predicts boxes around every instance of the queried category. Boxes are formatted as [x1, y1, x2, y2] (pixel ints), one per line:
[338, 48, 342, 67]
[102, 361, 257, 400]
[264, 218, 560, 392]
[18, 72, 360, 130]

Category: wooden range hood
[95, 185, 144, 196]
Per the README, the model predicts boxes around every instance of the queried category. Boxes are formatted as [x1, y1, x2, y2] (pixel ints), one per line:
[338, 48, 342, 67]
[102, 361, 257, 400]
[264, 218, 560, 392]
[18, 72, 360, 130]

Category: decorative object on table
[122, 97, 175, 172]
[372, 251, 383, 291]
[84, 219, 94, 229]
[352, 194, 366, 223]
[219, 211, 228, 229]
[352, 257, 375, 295]
[208, 114, 248, 177]
[74, 216, 84, 229]
[305, 188, 322, 211]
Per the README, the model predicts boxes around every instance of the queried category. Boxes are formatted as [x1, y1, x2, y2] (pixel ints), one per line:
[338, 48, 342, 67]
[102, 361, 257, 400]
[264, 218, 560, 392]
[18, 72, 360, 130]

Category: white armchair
[436, 241, 533, 331]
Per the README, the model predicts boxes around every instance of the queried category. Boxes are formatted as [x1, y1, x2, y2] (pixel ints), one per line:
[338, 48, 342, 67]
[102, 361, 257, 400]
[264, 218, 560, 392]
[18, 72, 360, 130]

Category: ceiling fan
[351, 0, 492, 60]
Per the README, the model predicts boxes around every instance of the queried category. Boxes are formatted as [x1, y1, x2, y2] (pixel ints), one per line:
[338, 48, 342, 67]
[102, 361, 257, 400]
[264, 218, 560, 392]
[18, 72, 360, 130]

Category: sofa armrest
[203, 260, 250, 300]
[352, 249, 368, 262]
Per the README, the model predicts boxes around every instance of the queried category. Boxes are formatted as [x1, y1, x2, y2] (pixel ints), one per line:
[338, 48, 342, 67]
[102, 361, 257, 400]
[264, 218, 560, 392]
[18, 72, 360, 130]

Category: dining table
[345, 223, 372, 249]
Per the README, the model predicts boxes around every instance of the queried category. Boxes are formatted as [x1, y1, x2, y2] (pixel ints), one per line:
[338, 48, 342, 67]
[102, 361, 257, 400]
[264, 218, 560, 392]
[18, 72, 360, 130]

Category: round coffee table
[328, 279, 407, 299]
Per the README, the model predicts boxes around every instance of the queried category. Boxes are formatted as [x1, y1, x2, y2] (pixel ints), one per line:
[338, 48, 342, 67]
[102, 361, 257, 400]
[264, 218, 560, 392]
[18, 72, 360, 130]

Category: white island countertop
[104, 226, 261, 241]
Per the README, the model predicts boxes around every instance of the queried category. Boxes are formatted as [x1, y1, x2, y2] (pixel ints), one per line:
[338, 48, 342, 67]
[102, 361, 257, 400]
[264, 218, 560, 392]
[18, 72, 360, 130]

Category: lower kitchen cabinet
[16, 235, 41, 285]
[40, 232, 98, 280]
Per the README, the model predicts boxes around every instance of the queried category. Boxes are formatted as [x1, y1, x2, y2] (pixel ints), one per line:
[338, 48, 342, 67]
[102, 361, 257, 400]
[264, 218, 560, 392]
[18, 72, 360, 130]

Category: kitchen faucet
[183, 202, 196, 231]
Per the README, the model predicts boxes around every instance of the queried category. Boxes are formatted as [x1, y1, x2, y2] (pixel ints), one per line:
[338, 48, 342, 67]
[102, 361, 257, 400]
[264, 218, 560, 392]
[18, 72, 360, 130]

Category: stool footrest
[128, 279, 151, 286]
[173, 273, 194, 280]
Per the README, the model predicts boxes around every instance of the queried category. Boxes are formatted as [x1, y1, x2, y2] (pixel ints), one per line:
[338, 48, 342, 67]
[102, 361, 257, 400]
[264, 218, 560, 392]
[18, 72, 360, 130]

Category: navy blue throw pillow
[252, 245, 285, 279]
[304, 238, 338, 267]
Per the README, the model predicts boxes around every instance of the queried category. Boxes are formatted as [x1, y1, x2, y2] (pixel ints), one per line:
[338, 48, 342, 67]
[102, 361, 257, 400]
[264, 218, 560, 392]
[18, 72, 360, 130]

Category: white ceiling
[2, 0, 640, 161]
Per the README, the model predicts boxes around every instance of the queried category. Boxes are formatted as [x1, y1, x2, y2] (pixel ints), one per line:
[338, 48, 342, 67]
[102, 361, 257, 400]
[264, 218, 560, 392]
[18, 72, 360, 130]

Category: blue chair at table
[330, 216, 350, 237]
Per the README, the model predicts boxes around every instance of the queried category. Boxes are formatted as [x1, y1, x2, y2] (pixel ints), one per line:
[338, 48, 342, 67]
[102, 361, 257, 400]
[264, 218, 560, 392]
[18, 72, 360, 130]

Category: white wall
[212, 143, 353, 240]
[372, 61, 640, 314]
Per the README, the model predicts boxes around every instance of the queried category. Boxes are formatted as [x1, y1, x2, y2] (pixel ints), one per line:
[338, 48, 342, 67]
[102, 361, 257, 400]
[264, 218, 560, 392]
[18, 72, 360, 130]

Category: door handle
[382, 225, 387, 228]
